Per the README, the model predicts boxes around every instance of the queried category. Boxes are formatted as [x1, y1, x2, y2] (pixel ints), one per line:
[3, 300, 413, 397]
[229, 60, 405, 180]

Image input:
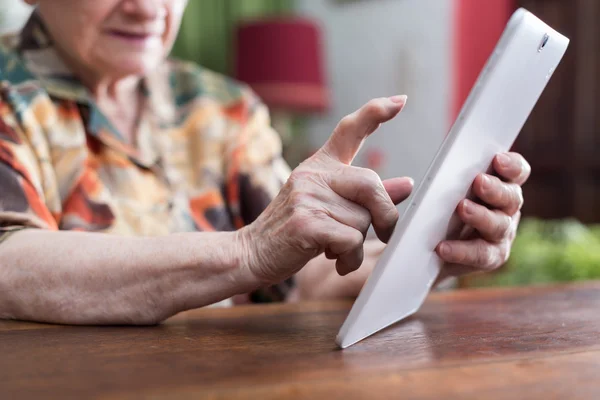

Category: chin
[101, 55, 165, 78]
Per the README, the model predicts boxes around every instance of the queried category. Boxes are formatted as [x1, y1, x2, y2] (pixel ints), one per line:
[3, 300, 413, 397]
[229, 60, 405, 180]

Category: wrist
[231, 226, 263, 293]
[152, 231, 262, 313]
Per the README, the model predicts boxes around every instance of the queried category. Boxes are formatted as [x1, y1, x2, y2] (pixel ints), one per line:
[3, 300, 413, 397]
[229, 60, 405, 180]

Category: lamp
[234, 17, 329, 148]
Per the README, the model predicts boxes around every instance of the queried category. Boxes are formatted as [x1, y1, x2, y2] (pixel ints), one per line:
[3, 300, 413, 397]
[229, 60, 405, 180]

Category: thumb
[320, 95, 407, 165]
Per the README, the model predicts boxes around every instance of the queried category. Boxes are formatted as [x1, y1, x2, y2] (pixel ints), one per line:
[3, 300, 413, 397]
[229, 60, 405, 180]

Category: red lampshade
[235, 17, 329, 113]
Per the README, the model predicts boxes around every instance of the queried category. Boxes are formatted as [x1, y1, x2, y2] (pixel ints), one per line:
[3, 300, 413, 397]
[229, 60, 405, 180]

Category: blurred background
[2, 0, 598, 288]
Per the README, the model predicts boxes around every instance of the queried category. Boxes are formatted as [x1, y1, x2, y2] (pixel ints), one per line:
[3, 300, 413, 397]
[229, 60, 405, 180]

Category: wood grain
[2, 282, 600, 399]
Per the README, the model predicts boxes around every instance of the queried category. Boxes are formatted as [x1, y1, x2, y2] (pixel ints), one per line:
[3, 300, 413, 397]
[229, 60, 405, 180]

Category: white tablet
[336, 8, 569, 348]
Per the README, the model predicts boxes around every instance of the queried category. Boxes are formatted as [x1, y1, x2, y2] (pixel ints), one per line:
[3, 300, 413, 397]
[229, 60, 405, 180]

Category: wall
[297, 0, 453, 213]
[452, 0, 513, 120]
[0, 1, 32, 34]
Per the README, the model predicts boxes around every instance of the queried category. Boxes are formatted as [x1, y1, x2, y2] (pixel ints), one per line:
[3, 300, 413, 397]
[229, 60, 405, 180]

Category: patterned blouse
[0, 12, 292, 302]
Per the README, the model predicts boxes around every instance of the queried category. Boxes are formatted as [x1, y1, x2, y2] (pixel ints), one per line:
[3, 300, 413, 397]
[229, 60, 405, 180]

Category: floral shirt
[0, 12, 292, 303]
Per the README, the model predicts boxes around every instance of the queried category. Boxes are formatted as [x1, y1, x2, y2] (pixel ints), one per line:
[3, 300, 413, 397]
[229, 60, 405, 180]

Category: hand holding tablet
[336, 8, 570, 348]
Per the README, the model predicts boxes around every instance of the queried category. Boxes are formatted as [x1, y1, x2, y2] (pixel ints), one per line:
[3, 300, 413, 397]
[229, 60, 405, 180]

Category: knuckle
[518, 154, 532, 178]
[292, 194, 307, 209]
[476, 244, 495, 269]
[359, 168, 398, 225]
[355, 177, 377, 200]
[502, 184, 524, 214]
[335, 115, 356, 134]
[357, 168, 383, 195]
[318, 229, 335, 247]
[288, 209, 310, 231]
[501, 243, 511, 264]
[287, 172, 302, 190]
[288, 169, 323, 196]
[288, 188, 309, 208]
[358, 207, 372, 226]
[488, 181, 505, 205]
[508, 212, 520, 240]
[351, 207, 372, 235]
[364, 99, 387, 119]
[383, 205, 400, 225]
[288, 169, 310, 185]
[514, 185, 525, 210]
[363, 167, 381, 184]
[349, 229, 364, 248]
[493, 214, 512, 239]
[492, 176, 507, 202]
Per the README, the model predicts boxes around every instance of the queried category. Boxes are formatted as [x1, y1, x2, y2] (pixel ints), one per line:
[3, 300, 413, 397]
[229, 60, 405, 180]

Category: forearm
[0, 229, 258, 324]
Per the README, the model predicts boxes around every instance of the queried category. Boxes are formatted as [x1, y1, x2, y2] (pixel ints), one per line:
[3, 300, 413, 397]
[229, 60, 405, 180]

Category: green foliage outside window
[469, 218, 600, 287]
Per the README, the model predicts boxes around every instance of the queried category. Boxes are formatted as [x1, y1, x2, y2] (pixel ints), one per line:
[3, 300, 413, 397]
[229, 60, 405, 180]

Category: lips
[106, 29, 163, 41]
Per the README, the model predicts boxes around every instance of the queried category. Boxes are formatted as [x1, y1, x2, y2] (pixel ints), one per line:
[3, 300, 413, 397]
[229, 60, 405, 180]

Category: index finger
[320, 95, 407, 165]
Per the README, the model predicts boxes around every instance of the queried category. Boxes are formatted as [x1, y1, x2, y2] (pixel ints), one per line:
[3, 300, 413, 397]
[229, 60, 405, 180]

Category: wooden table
[2, 282, 600, 399]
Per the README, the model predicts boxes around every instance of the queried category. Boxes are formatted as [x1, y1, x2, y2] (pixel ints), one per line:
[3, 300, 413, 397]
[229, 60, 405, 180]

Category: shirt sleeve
[0, 98, 58, 236]
[225, 89, 294, 303]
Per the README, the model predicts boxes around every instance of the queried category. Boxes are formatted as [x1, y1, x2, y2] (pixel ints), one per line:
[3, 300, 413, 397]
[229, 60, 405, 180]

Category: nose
[122, 0, 167, 20]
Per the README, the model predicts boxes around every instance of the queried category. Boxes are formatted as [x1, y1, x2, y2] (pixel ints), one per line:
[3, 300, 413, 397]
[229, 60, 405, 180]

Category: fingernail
[497, 153, 511, 168]
[463, 200, 474, 216]
[389, 95, 408, 105]
[439, 243, 451, 257]
[481, 175, 491, 191]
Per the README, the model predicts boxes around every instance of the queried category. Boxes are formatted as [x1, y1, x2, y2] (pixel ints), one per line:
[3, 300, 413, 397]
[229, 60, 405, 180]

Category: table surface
[2, 282, 600, 399]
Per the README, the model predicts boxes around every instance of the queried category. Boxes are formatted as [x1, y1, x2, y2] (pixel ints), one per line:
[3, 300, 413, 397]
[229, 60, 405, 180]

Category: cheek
[171, 0, 188, 19]
[164, 0, 187, 49]
[54, 31, 100, 70]
[170, 0, 188, 22]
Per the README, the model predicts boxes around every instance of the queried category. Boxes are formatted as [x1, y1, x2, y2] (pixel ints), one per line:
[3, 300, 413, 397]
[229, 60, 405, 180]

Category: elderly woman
[0, 0, 529, 324]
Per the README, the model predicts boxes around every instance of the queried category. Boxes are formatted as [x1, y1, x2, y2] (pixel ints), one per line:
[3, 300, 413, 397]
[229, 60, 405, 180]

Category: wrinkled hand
[293, 152, 531, 301]
[435, 152, 531, 279]
[241, 96, 413, 286]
